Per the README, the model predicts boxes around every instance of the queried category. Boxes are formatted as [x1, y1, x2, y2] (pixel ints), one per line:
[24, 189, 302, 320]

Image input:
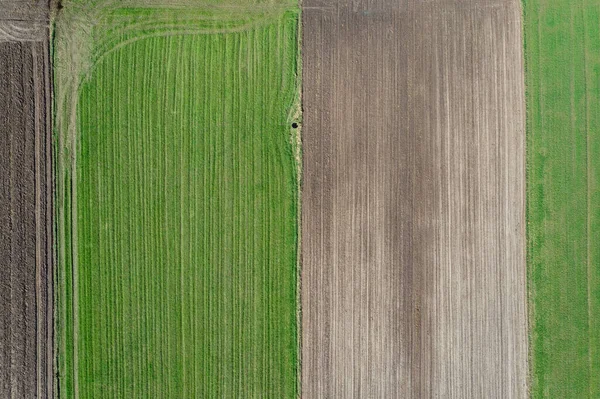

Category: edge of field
[294, 4, 302, 398]
[521, 0, 534, 396]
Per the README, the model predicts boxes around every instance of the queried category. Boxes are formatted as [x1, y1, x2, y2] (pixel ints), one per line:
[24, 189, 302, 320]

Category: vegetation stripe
[524, 0, 600, 396]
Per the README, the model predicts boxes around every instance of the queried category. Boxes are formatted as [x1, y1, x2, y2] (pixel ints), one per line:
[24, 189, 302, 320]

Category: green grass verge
[524, 0, 600, 396]
[54, 3, 300, 397]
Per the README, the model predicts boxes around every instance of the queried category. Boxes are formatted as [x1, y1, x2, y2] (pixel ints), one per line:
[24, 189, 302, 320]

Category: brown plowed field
[0, 2, 52, 397]
[301, 1, 528, 397]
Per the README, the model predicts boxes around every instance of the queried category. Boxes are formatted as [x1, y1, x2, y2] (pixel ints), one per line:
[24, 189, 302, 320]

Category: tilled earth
[301, 0, 528, 397]
[0, 1, 52, 397]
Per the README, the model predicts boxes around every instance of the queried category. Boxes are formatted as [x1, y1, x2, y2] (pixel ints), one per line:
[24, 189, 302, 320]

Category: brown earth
[0, 2, 52, 397]
[301, 0, 527, 397]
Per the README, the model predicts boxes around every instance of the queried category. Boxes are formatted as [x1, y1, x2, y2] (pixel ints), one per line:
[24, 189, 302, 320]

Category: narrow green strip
[525, 0, 600, 397]
[54, 3, 300, 397]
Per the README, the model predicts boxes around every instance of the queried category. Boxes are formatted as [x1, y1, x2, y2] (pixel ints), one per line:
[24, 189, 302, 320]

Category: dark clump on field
[0, 3, 53, 396]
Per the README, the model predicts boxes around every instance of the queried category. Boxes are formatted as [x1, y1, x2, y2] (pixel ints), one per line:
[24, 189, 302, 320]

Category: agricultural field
[524, 0, 600, 397]
[0, 1, 53, 397]
[54, 1, 300, 397]
[302, 0, 528, 397]
[8, 0, 600, 396]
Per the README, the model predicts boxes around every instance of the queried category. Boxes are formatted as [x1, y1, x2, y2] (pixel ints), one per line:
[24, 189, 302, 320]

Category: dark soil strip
[301, 1, 527, 397]
[0, 9, 52, 398]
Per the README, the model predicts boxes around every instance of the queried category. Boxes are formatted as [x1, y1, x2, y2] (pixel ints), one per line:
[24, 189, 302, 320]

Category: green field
[524, 0, 600, 396]
[54, 2, 300, 397]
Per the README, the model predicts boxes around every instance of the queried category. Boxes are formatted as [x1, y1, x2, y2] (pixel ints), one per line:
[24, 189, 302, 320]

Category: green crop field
[524, 0, 600, 397]
[54, 2, 300, 397]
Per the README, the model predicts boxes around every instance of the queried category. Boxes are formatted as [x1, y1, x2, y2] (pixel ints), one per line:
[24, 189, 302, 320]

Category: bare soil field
[0, 1, 52, 397]
[301, 0, 527, 397]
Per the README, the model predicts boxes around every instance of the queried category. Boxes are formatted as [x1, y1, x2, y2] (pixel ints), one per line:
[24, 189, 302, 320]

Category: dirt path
[301, 0, 527, 397]
[0, 2, 52, 397]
